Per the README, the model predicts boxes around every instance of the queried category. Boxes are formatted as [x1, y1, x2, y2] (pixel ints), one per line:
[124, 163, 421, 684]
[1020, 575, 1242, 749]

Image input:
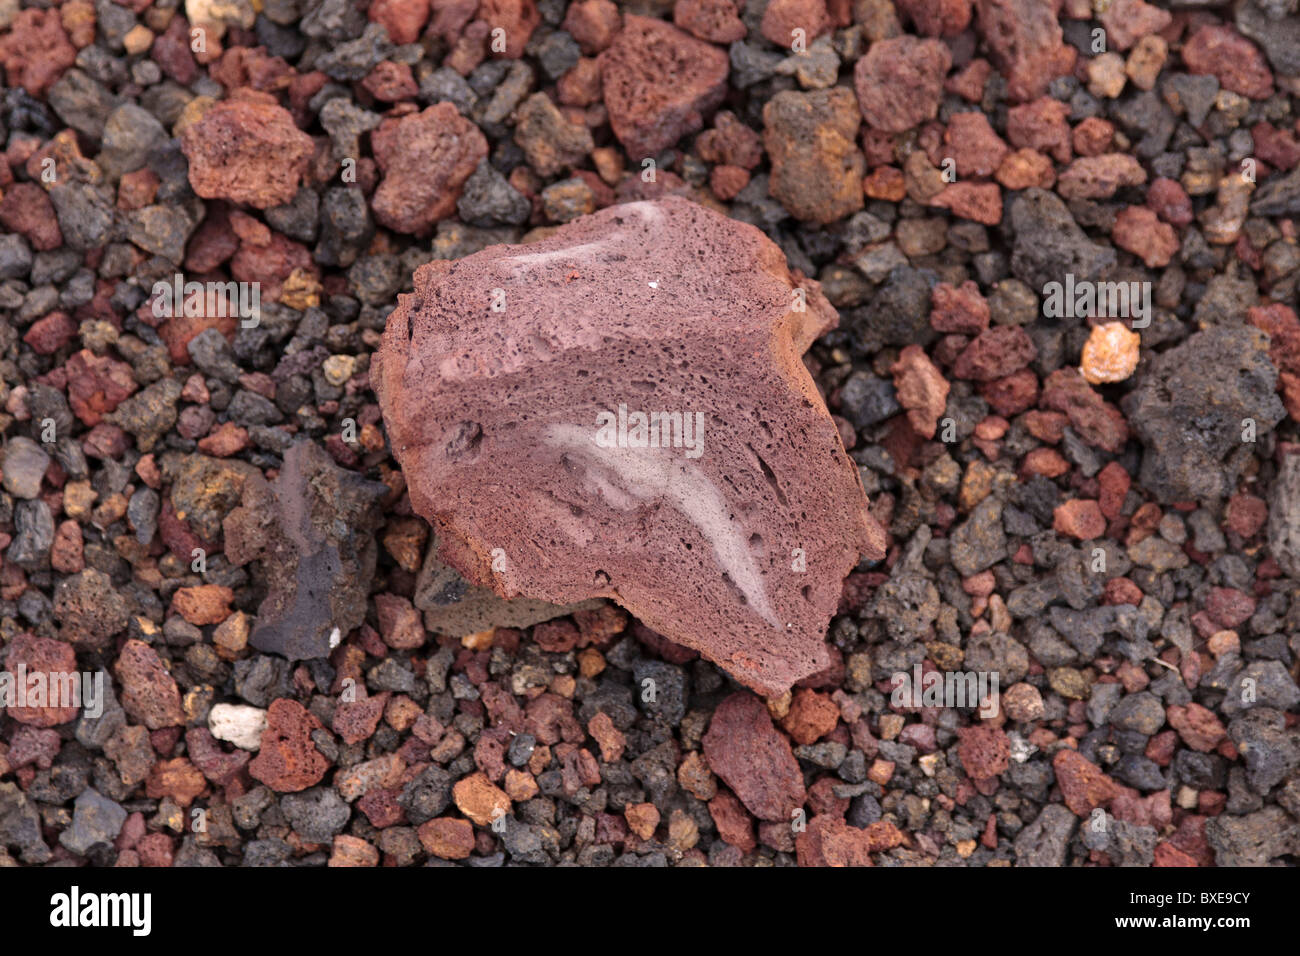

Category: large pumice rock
[373, 197, 885, 695]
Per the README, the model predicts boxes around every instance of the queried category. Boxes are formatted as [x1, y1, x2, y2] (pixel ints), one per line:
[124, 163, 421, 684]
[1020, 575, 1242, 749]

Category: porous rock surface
[374, 196, 884, 694]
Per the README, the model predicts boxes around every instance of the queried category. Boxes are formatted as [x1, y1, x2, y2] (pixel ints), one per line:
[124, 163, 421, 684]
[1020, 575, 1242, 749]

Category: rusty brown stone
[248, 698, 331, 792]
[702, 692, 806, 821]
[854, 35, 951, 134]
[599, 15, 728, 159]
[371, 103, 488, 234]
[180, 90, 314, 209]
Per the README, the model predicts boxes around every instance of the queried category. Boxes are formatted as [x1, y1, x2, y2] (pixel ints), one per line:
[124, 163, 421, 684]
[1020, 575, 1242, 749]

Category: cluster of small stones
[0, 0, 1299, 868]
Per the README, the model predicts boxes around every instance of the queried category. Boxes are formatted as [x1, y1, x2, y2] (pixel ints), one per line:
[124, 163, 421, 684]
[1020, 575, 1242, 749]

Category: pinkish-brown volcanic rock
[180, 90, 315, 209]
[974, 0, 1075, 103]
[374, 196, 884, 695]
[371, 103, 489, 235]
[599, 15, 729, 160]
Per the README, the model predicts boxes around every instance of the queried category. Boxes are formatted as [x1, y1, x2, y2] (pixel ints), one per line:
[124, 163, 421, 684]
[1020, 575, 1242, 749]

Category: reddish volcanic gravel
[0, 0, 1299, 872]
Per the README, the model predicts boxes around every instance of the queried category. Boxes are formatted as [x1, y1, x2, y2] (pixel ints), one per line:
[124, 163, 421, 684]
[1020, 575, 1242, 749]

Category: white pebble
[208, 703, 268, 751]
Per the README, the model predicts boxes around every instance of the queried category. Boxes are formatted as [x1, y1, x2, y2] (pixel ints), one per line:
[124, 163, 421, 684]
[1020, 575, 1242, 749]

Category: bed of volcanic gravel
[2, 0, 1300, 868]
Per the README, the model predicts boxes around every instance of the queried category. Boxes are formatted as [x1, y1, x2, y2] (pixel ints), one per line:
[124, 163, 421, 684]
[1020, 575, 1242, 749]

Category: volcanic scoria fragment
[598, 15, 729, 160]
[224, 440, 386, 660]
[180, 90, 315, 209]
[374, 197, 884, 694]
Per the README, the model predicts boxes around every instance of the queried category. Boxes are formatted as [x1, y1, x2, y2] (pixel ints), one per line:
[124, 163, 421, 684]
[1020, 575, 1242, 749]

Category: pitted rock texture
[180, 89, 316, 209]
[598, 15, 729, 160]
[375, 197, 884, 694]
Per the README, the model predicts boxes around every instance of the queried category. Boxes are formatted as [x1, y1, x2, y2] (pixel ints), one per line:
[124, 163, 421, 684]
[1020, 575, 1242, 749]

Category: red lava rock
[973, 0, 1075, 102]
[418, 817, 475, 859]
[1097, 461, 1130, 519]
[928, 181, 1003, 224]
[931, 280, 990, 334]
[588, 711, 626, 761]
[370, 103, 489, 234]
[1023, 447, 1069, 478]
[479, 0, 540, 58]
[369, 0, 431, 44]
[50, 520, 84, 574]
[708, 790, 757, 852]
[172, 584, 234, 626]
[117, 168, 161, 210]
[249, 699, 331, 792]
[1146, 176, 1193, 226]
[697, 110, 763, 169]
[1056, 154, 1147, 201]
[1252, 122, 1300, 172]
[1153, 842, 1199, 867]
[452, 771, 512, 825]
[1054, 499, 1106, 540]
[180, 90, 315, 209]
[760, 0, 831, 48]
[980, 367, 1039, 416]
[333, 691, 388, 745]
[943, 112, 1008, 178]
[1071, 116, 1114, 157]
[113, 639, 185, 730]
[1248, 303, 1300, 420]
[1225, 493, 1267, 538]
[8, 725, 61, 770]
[1040, 369, 1128, 453]
[0, 9, 76, 96]
[373, 197, 883, 695]
[599, 15, 728, 159]
[3, 633, 80, 727]
[702, 692, 806, 821]
[152, 16, 198, 85]
[429, 0, 479, 43]
[363, 61, 419, 101]
[1181, 25, 1273, 100]
[763, 87, 864, 224]
[957, 724, 1009, 781]
[953, 326, 1035, 381]
[1007, 97, 1072, 162]
[197, 422, 250, 458]
[797, 814, 903, 866]
[373, 594, 425, 650]
[853, 36, 951, 134]
[65, 349, 137, 427]
[710, 164, 750, 200]
[1103, 577, 1143, 606]
[673, 0, 745, 44]
[564, 0, 621, 53]
[890, 345, 950, 439]
[780, 688, 840, 745]
[1166, 703, 1226, 753]
[946, 57, 992, 101]
[1205, 587, 1254, 629]
[22, 311, 78, 355]
[1053, 749, 1119, 816]
[1097, 0, 1171, 51]
[0, 182, 62, 251]
[896, 0, 971, 36]
[185, 727, 250, 787]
